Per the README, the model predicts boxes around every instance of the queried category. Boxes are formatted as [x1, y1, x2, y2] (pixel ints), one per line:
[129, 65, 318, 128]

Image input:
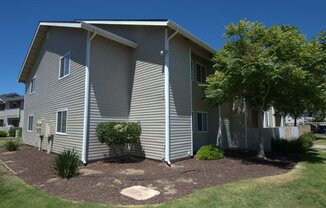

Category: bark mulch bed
[0, 145, 298, 205]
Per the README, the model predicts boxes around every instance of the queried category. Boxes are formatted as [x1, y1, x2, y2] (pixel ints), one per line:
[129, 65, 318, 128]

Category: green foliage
[4, 140, 20, 151]
[96, 122, 141, 146]
[8, 127, 22, 137]
[196, 145, 224, 160]
[53, 149, 80, 179]
[272, 133, 315, 153]
[0, 131, 7, 137]
[312, 110, 326, 122]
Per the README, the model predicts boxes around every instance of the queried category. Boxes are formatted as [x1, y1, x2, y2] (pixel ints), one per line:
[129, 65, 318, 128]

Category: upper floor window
[28, 115, 33, 132]
[59, 52, 71, 79]
[56, 109, 67, 134]
[30, 77, 36, 93]
[196, 63, 206, 83]
[197, 112, 208, 132]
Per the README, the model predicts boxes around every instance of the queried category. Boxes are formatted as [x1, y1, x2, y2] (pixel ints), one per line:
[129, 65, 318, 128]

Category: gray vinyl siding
[87, 36, 132, 160]
[191, 52, 219, 152]
[169, 36, 192, 161]
[23, 28, 86, 156]
[88, 25, 166, 160]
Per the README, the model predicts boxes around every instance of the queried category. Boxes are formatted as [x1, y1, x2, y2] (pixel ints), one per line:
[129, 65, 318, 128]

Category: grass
[314, 136, 326, 145]
[1, 147, 326, 208]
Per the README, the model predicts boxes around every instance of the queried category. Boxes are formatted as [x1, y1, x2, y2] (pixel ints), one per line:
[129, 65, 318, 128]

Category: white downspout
[82, 31, 96, 164]
[164, 27, 178, 166]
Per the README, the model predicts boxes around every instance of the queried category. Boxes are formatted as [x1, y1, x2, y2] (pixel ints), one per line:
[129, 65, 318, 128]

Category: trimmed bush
[96, 122, 141, 146]
[4, 140, 20, 151]
[0, 131, 7, 137]
[9, 127, 22, 137]
[272, 133, 314, 154]
[196, 145, 224, 160]
[53, 149, 80, 179]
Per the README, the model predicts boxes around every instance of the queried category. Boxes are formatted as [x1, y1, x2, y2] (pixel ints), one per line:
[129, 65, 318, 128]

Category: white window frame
[56, 109, 68, 135]
[191, 60, 195, 81]
[30, 76, 36, 94]
[27, 115, 34, 132]
[59, 52, 71, 80]
[195, 62, 207, 84]
[196, 111, 208, 133]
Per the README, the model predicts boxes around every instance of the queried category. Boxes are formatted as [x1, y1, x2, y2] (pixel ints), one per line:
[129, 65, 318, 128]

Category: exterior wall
[88, 25, 166, 160]
[169, 35, 192, 160]
[88, 36, 132, 160]
[191, 49, 219, 153]
[23, 28, 86, 156]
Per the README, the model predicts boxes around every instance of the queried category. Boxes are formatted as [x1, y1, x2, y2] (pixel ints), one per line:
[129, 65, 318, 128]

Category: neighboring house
[18, 19, 259, 164]
[0, 93, 24, 128]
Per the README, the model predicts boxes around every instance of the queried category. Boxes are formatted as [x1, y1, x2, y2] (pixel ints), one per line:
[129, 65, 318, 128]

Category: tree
[204, 20, 326, 159]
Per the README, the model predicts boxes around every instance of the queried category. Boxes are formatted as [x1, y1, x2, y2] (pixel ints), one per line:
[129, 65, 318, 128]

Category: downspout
[82, 31, 96, 165]
[164, 27, 178, 166]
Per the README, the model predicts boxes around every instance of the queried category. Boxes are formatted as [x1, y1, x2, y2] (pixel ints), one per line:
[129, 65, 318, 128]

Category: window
[0, 119, 4, 127]
[30, 77, 36, 93]
[56, 110, 67, 134]
[28, 115, 33, 132]
[197, 112, 208, 132]
[59, 52, 71, 79]
[191, 60, 194, 81]
[196, 63, 206, 83]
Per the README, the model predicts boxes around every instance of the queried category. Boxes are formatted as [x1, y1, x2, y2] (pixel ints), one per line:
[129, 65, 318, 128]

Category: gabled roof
[18, 19, 216, 83]
[0, 93, 24, 103]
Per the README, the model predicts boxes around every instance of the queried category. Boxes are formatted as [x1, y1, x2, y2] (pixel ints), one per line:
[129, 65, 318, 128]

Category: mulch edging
[0, 145, 297, 205]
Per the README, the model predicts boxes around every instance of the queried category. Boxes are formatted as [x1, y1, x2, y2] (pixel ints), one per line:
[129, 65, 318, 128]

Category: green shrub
[196, 145, 224, 160]
[8, 127, 22, 137]
[272, 133, 314, 154]
[96, 122, 141, 146]
[4, 140, 20, 151]
[53, 149, 80, 179]
[0, 131, 7, 137]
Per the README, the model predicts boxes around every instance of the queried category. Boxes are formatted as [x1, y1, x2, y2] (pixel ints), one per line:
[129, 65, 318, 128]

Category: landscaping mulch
[0, 145, 297, 205]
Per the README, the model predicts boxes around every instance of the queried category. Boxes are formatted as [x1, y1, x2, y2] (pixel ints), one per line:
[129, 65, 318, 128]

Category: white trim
[39, 22, 82, 28]
[30, 76, 36, 94]
[167, 20, 216, 54]
[80, 22, 138, 48]
[189, 48, 193, 156]
[164, 28, 171, 164]
[81, 31, 96, 164]
[217, 105, 223, 147]
[58, 51, 71, 80]
[82, 20, 168, 26]
[55, 108, 68, 135]
[196, 111, 208, 133]
[27, 115, 34, 132]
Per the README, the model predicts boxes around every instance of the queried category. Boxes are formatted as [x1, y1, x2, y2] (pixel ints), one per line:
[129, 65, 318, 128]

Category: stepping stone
[120, 185, 160, 200]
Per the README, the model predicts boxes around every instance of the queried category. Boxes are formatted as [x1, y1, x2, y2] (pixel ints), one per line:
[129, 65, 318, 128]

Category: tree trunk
[294, 117, 297, 126]
[257, 109, 266, 159]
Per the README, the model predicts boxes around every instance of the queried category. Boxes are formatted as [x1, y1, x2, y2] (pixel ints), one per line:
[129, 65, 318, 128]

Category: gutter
[164, 27, 179, 166]
[81, 31, 97, 165]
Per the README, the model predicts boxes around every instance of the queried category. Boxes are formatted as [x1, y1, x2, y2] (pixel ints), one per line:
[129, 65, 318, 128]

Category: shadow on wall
[220, 101, 246, 150]
[102, 140, 145, 163]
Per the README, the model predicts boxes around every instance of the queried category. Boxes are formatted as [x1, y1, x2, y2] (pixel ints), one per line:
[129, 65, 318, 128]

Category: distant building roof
[0, 93, 24, 103]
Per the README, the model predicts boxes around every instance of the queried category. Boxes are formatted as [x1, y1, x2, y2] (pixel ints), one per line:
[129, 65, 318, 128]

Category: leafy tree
[204, 20, 326, 158]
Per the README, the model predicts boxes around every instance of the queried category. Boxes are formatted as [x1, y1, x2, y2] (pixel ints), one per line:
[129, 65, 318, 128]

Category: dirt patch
[0, 145, 297, 205]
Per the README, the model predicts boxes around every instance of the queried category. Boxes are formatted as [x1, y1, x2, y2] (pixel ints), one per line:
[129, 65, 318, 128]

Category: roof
[0, 93, 24, 103]
[18, 19, 216, 83]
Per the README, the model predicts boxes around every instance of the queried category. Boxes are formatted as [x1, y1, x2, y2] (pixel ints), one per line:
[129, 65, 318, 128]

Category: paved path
[313, 144, 326, 149]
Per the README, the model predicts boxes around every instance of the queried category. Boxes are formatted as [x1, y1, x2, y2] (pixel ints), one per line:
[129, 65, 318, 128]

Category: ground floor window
[196, 112, 208, 132]
[28, 115, 33, 132]
[0, 119, 3, 127]
[56, 110, 67, 134]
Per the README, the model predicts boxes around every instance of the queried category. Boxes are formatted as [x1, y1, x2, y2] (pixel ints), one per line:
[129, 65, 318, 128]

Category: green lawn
[314, 137, 326, 145]
[0, 148, 326, 208]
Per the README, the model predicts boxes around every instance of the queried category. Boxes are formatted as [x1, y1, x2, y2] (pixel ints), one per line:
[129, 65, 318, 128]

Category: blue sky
[0, 0, 325, 95]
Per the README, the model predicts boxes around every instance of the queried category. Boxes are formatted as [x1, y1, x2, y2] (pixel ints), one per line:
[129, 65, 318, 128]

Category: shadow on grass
[300, 149, 325, 164]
